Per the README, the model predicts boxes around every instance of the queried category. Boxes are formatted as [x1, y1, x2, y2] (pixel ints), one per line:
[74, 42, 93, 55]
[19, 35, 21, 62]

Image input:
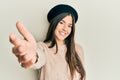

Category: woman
[9, 4, 86, 80]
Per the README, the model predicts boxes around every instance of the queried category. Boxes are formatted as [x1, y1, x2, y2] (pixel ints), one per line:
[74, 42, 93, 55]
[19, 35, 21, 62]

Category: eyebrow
[61, 19, 72, 25]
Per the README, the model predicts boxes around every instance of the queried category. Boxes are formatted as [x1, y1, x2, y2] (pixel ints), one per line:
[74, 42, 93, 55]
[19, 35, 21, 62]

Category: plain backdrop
[0, 0, 120, 80]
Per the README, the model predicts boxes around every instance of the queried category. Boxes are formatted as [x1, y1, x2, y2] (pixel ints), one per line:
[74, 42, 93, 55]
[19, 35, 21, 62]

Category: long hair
[44, 13, 86, 80]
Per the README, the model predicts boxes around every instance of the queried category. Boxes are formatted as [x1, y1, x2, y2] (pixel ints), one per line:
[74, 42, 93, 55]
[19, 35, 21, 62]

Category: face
[55, 15, 73, 44]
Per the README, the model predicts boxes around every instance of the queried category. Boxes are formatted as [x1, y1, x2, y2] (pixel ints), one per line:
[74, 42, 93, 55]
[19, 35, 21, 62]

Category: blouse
[32, 41, 85, 80]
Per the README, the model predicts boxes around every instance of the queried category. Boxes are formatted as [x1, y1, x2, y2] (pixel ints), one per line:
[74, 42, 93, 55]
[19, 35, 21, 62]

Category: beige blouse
[32, 42, 85, 80]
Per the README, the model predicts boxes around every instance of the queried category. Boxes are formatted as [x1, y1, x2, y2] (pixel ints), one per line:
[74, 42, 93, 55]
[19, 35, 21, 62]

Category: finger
[18, 55, 30, 63]
[12, 46, 26, 55]
[9, 33, 22, 45]
[16, 22, 36, 43]
[17, 53, 27, 63]
[12, 46, 17, 54]
[18, 53, 37, 63]
[21, 60, 34, 68]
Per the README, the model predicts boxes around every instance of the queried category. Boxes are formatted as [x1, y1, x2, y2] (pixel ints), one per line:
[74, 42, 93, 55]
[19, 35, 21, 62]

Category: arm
[75, 44, 85, 68]
[31, 42, 46, 69]
[9, 22, 45, 69]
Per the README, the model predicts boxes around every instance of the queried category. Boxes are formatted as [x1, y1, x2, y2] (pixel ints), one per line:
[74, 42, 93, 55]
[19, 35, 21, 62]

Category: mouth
[59, 31, 66, 37]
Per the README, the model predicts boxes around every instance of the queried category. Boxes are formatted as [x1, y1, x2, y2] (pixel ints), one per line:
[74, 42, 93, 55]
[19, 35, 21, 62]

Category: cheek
[68, 29, 72, 34]
[54, 29, 57, 36]
[55, 26, 62, 34]
[54, 28, 59, 36]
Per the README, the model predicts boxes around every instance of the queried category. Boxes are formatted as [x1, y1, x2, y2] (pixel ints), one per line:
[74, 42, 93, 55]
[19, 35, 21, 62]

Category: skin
[9, 15, 73, 68]
[9, 22, 37, 68]
[55, 15, 72, 45]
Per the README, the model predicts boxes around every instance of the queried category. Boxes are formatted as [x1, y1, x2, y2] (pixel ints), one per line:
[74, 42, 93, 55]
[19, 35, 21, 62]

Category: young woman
[9, 4, 86, 80]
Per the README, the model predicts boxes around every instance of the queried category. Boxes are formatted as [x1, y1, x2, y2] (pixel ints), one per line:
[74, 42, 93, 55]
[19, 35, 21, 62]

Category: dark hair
[44, 13, 86, 80]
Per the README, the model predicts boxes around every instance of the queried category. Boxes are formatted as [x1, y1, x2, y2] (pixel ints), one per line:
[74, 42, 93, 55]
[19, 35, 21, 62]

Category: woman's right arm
[9, 22, 45, 69]
[31, 42, 46, 69]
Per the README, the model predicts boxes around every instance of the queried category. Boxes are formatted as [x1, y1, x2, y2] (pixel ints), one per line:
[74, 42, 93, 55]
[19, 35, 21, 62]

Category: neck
[56, 40, 65, 45]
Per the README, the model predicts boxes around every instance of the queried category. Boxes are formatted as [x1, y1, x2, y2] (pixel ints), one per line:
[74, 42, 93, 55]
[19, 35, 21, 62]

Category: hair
[44, 13, 86, 80]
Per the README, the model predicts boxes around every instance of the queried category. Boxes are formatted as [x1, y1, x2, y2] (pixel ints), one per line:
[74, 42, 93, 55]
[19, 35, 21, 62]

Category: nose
[62, 25, 67, 31]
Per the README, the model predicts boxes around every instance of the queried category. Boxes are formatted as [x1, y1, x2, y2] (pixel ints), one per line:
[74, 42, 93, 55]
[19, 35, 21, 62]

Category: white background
[0, 0, 120, 80]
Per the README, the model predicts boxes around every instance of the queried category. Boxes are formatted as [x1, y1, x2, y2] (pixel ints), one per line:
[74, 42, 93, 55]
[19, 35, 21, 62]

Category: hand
[9, 22, 38, 68]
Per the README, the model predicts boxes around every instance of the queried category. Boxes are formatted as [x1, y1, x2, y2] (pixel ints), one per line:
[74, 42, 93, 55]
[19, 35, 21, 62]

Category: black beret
[47, 4, 78, 23]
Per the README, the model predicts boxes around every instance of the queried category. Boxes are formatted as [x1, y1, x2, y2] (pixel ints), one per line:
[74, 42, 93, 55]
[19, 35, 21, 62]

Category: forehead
[62, 15, 73, 23]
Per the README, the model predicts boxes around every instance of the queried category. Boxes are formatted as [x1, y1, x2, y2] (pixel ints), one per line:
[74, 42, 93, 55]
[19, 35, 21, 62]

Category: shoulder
[75, 43, 84, 55]
[37, 41, 50, 50]
[75, 43, 83, 51]
[75, 43, 85, 65]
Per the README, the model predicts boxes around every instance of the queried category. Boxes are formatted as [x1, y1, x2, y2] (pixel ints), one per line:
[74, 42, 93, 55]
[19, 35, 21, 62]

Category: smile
[59, 31, 66, 36]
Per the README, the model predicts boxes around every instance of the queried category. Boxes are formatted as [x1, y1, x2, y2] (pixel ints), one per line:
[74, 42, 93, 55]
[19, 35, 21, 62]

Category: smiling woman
[9, 4, 86, 80]
[54, 14, 72, 44]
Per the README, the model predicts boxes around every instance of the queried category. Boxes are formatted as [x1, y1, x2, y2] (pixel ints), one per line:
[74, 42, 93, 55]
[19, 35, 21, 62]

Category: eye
[68, 25, 72, 28]
[59, 21, 64, 24]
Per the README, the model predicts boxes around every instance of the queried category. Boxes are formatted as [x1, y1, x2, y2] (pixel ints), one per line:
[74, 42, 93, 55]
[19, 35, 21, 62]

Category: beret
[47, 4, 78, 23]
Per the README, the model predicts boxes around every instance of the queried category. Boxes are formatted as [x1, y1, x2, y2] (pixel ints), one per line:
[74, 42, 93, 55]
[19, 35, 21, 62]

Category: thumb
[16, 22, 36, 43]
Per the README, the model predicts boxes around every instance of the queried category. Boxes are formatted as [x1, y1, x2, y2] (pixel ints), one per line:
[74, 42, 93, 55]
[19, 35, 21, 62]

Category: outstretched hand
[9, 22, 38, 68]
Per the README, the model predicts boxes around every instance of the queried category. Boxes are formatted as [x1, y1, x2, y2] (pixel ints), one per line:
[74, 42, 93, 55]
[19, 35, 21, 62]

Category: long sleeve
[32, 42, 46, 69]
[75, 44, 85, 68]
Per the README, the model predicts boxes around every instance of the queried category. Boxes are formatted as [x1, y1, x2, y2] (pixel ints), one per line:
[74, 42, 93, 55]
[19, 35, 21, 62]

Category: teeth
[59, 31, 66, 36]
